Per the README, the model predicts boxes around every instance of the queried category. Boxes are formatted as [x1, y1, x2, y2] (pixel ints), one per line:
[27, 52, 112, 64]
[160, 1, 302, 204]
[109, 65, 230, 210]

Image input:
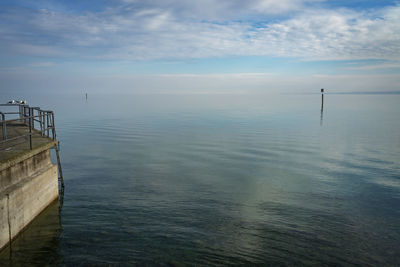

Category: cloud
[28, 61, 56, 67]
[0, 1, 399, 61]
[342, 61, 400, 71]
[250, 0, 322, 15]
[119, 0, 321, 19]
[250, 7, 400, 60]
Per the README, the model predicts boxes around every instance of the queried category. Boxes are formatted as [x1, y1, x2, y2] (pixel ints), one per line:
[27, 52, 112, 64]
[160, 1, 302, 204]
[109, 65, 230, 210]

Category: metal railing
[1, 102, 64, 190]
[0, 103, 57, 150]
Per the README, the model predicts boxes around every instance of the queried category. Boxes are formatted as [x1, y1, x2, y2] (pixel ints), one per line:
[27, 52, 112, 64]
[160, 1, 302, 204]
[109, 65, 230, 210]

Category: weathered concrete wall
[0, 199, 61, 266]
[0, 150, 52, 192]
[0, 148, 58, 251]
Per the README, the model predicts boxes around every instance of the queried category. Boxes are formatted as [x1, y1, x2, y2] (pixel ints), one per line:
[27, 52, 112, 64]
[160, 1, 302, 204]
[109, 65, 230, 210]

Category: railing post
[29, 108, 33, 150]
[19, 105, 23, 120]
[46, 112, 50, 137]
[43, 111, 46, 136]
[24, 106, 28, 124]
[31, 108, 35, 129]
[1, 112, 6, 140]
[51, 112, 56, 140]
[39, 110, 43, 136]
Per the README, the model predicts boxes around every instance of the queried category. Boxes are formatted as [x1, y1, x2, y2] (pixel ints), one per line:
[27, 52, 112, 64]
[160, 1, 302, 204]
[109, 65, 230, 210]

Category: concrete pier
[1, 119, 60, 251]
[0, 199, 61, 265]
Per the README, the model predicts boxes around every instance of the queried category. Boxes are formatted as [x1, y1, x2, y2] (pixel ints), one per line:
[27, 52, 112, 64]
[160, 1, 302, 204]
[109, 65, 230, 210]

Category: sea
[0, 93, 399, 266]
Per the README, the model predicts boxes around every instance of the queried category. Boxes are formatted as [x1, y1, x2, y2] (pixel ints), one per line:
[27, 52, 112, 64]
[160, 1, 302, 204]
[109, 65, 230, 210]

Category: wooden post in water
[321, 88, 324, 110]
[320, 88, 324, 126]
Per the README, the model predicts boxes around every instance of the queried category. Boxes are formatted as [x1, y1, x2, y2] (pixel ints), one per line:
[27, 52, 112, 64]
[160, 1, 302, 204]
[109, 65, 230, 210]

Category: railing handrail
[1, 102, 64, 190]
[0, 103, 57, 149]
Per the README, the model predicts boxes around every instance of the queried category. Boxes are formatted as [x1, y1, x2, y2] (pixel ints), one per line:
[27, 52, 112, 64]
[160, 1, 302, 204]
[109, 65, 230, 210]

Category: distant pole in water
[321, 88, 324, 110]
[320, 88, 324, 126]
[85, 93, 88, 101]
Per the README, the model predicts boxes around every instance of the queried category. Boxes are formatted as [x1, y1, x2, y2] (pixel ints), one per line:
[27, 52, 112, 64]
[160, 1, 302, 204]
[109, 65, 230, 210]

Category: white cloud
[120, 0, 321, 18]
[343, 61, 400, 71]
[0, 2, 399, 61]
[28, 61, 56, 67]
[12, 44, 70, 57]
[251, 0, 322, 14]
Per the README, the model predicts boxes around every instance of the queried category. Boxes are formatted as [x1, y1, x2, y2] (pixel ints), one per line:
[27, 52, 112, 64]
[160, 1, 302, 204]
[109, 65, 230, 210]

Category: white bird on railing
[18, 100, 27, 104]
[8, 100, 16, 104]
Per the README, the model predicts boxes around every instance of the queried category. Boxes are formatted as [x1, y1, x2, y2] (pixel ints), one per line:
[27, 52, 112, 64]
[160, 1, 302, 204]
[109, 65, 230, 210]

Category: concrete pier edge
[0, 141, 60, 251]
[0, 141, 58, 172]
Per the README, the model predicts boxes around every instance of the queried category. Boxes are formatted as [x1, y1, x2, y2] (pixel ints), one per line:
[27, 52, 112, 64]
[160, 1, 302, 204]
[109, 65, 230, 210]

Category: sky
[0, 0, 399, 94]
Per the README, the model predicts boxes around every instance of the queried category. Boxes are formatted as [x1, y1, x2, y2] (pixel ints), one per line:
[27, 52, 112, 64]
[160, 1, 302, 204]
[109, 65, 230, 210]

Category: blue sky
[0, 0, 399, 94]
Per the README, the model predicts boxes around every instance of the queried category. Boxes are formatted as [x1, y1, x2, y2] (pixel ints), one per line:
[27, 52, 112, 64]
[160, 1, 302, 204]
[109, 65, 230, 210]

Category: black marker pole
[321, 88, 324, 110]
[320, 88, 324, 126]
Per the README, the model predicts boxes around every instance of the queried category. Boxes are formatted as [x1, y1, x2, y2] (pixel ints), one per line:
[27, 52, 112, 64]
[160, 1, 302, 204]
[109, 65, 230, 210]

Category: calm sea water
[1, 93, 399, 266]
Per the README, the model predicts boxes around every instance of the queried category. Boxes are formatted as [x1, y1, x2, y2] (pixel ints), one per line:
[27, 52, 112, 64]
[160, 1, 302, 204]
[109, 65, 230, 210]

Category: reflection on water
[0, 93, 399, 265]
[0, 200, 62, 266]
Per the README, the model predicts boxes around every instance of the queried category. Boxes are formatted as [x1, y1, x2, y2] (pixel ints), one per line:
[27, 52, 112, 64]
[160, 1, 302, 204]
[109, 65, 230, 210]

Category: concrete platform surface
[0, 123, 57, 170]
